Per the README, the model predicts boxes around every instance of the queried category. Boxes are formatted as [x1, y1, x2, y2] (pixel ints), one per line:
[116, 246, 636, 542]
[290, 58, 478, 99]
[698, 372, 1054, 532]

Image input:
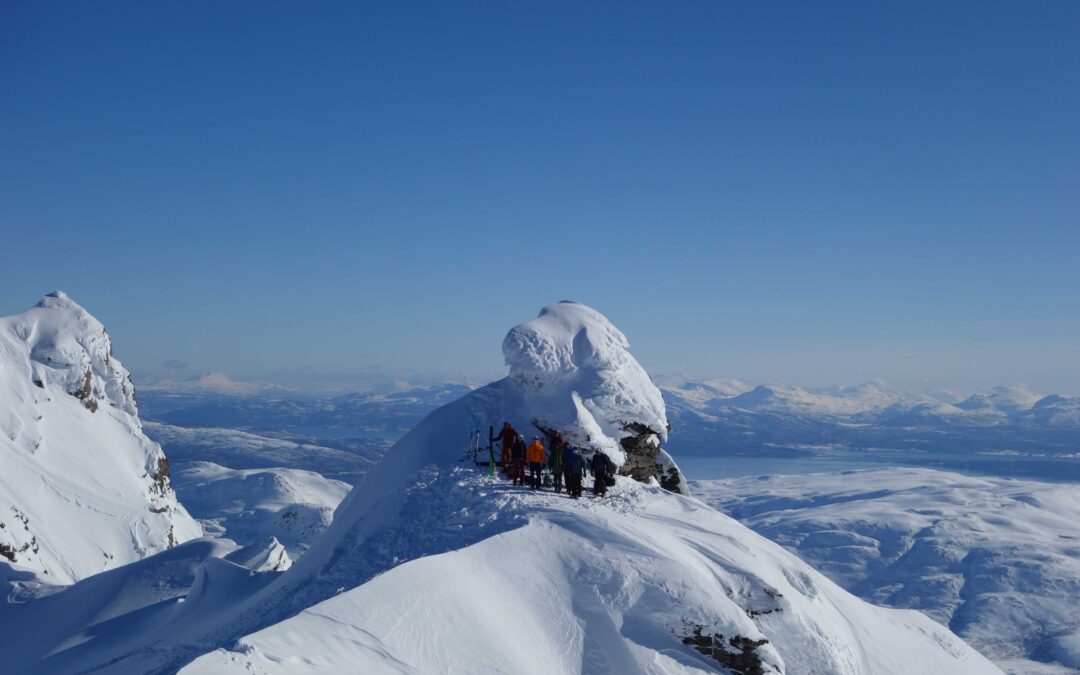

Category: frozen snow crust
[0, 292, 200, 583]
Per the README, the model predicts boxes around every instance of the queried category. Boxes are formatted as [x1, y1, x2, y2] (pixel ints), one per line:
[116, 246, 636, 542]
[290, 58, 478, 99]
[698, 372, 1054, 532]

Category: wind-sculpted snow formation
[0, 302, 1001, 674]
[0, 292, 200, 583]
[504, 302, 685, 492]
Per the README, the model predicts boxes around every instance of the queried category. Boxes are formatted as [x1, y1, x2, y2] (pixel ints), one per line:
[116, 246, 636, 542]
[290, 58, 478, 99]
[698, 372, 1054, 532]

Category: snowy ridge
[188, 472, 999, 675]
[0, 302, 1002, 673]
[0, 292, 200, 583]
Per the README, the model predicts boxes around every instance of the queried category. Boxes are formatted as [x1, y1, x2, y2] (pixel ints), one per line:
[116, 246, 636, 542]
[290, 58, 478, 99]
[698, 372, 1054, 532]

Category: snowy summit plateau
[2, 299, 1000, 674]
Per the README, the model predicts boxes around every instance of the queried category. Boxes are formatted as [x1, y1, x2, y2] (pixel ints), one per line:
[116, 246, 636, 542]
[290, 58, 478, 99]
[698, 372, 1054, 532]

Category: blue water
[674, 447, 1080, 484]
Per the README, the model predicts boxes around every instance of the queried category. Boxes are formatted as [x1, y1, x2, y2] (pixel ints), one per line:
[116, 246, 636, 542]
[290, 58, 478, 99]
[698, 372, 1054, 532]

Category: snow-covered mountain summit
[502, 301, 680, 486]
[0, 302, 1002, 674]
[0, 292, 200, 583]
[286, 302, 688, 591]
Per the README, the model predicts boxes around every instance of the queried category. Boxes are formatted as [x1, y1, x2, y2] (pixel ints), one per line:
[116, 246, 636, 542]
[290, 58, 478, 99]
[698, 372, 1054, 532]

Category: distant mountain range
[138, 375, 1080, 470]
[658, 378, 1080, 458]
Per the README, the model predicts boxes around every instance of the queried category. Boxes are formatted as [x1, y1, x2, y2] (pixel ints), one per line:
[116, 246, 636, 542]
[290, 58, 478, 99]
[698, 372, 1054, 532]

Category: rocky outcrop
[679, 622, 771, 675]
[617, 421, 687, 494]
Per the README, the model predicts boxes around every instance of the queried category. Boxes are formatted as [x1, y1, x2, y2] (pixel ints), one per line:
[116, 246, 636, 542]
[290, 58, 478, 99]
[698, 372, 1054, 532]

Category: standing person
[495, 422, 518, 477]
[564, 446, 585, 499]
[525, 436, 546, 489]
[510, 434, 527, 486]
[591, 450, 613, 498]
[548, 432, 566, 493]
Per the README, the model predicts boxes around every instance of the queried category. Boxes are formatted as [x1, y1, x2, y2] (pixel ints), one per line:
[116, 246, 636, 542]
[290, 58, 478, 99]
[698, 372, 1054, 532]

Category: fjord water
[674, 445, 1080, 483]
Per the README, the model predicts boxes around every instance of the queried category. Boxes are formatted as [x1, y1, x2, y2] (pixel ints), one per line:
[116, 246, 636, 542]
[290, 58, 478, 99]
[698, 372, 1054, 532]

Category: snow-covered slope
[0, 302, 1002, 674]
[1018, 395, 1080, 428]
[694, 469, 1080, 674]
[0, 292, 200, 583]
[957, 385, 1044, 415]
[187, 473, 999, 675]
[145, 421, 376, 481]
[172, 461, 350, 559]
[0, 537, 283, 673]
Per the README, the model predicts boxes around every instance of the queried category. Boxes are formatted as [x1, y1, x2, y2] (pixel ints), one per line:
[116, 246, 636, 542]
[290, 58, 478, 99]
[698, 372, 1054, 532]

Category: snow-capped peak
[957, 384, 1042, 413]
[36, 289, 78, 309]
[502, 301, 668, 464]
[0, 293, 200, 583]
[11, 290, 137, 416]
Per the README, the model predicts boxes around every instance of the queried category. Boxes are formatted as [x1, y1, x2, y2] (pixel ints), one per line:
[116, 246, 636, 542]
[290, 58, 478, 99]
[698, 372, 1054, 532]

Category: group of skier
[493, 422, 615, 499]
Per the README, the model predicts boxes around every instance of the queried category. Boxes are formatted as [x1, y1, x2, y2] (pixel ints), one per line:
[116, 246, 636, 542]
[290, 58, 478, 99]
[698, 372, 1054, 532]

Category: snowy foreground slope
[0, 292, 199, 583]
[695, 469, 1080, 675]
[2, 302, 999, 673]
[185, 472, 997, 675]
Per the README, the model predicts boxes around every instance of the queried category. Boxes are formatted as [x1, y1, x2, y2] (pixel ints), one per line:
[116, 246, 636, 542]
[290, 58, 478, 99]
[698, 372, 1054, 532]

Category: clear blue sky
[2, 1, 1078, 392]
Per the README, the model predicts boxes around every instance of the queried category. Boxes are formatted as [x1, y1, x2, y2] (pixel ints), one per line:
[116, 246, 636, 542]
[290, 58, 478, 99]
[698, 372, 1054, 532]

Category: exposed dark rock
[658, 462, 684, 493]
[618, 421, 687, 494]
[152, 456, 171, 495]
[32, 378, 44, 388]
[619, 422, 662, 479]
[532, 419, 686, 495]
[0, 536, 38, 563]
[679, 623, 770, 675]
[70, 368, 97, 412]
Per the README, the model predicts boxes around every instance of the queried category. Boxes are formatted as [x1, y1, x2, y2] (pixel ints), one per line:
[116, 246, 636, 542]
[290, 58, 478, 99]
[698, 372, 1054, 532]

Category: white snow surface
[0, 302, 1001, 674]
[186, 473, 999, 675]
[693, 469, 1080, 674]
[502, 301, 669, 463]
[172, 461, 350, 559]
[0, 292, 200, 583]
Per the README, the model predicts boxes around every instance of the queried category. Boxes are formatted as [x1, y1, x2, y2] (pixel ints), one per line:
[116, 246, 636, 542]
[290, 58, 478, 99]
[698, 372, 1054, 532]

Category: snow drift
[0, 291, 200, 583]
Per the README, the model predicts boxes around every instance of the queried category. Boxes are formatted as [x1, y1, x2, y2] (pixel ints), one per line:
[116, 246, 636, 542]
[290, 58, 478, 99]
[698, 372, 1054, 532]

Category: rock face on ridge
[0, 291, 201, 583]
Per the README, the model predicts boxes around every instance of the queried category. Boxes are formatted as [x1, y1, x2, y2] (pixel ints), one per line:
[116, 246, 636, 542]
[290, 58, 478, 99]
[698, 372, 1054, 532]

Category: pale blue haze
[1, 1, 1078, 390]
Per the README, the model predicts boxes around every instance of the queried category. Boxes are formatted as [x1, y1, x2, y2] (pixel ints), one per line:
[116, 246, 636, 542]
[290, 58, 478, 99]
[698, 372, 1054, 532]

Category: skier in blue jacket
[563, 447, 586, 499]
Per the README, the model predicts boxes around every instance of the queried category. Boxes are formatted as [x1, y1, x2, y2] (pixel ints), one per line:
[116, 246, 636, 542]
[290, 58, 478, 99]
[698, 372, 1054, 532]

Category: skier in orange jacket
[525, 437, 545, 489]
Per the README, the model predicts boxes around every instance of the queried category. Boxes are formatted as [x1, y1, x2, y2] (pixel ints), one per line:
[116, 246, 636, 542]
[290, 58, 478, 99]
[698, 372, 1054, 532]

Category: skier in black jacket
[591, 450, 613, 498]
